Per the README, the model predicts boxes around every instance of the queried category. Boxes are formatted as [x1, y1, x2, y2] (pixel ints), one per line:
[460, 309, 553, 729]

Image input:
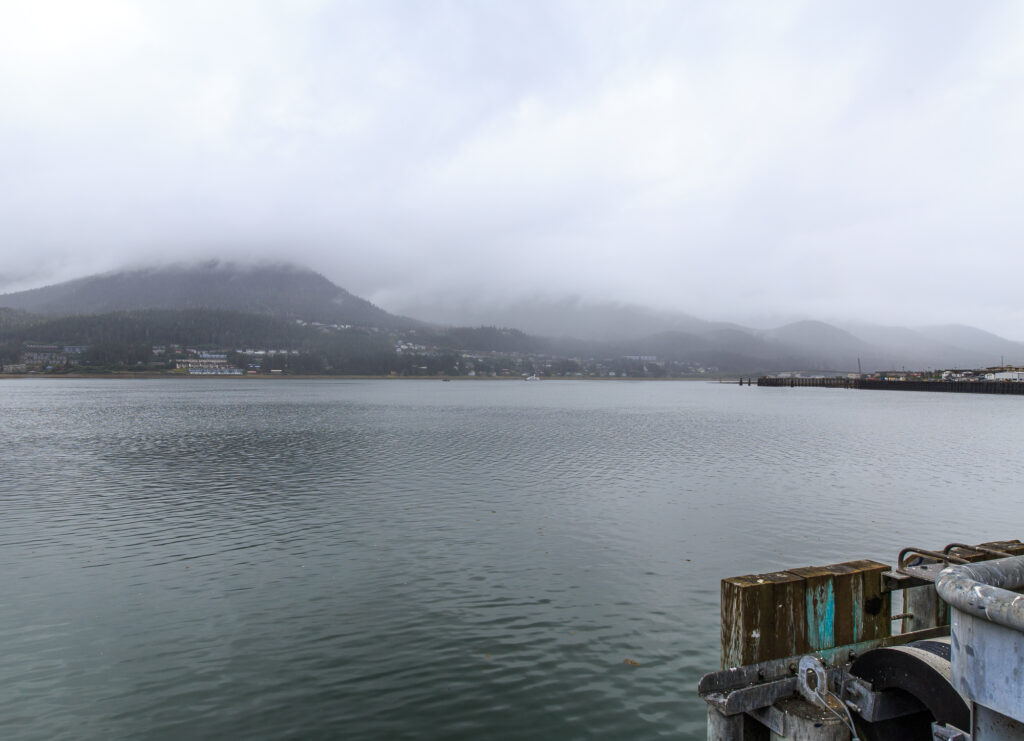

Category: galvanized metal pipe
[934, 555, 1024, 633]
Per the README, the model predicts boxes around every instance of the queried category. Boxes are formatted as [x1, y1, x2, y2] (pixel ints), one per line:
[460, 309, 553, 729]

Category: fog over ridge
[2, 2, 1023, 337]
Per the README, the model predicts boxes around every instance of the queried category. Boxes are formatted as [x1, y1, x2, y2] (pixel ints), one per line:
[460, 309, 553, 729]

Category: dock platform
[699, 539, 1024, 739]
[757, 377, 1024, 395]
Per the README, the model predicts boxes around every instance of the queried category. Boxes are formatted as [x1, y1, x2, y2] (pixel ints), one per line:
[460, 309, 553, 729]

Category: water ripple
[3, 379, 1024, 739]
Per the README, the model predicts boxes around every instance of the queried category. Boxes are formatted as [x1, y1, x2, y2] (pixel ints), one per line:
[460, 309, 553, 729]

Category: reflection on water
[3, 379, 1023, 739]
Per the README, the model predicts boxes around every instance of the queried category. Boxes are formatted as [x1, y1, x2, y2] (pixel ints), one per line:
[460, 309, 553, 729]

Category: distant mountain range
[399, 295, 734, 341]
[1, 261, 1022, 373]
[403, 295, 1023, 371]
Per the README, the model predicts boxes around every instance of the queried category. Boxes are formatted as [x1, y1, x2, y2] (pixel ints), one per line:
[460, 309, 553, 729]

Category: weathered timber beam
[721, 560, 890, 668]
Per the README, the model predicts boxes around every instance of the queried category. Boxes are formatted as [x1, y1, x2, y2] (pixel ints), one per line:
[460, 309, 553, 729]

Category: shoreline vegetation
[5, 266, 1024, 384]
[0, 372, 718, 381]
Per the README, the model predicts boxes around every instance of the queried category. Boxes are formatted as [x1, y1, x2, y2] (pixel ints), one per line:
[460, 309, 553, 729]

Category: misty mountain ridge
[0, 260, 416, 330]
[402, 294, 1023, 370]
[399, 295, 743, 341]
[2, 261, 1022, 373]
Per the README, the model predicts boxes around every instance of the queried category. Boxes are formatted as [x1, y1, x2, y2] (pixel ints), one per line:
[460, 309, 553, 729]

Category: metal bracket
[703, 677, 797, 716]
[841, 674, 925, 722]
[699, 626, 951, 700]
[747, 703, 787, 736]
[883, 569, 934, 591]
[702, 657, 930, 723]
[899, 561, 953, 584]
[932, 722, 971, 740]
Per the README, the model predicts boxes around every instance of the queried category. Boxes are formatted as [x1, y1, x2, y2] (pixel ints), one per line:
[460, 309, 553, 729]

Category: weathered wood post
[721, 561, 890, 669]
[788, 560, 890, 649]
[722, 571, 807, 667]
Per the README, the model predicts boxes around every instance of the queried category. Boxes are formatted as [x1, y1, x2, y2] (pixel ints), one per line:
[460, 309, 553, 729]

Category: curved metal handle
[898, 547, 969, 570]
[935, 555, 1024, 633]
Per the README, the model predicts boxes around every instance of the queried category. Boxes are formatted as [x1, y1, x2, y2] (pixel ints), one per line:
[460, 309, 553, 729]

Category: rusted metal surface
[950, 540, 1024, 562]
[943, 543, 1014, 559]
[881, 569, 932, 591]
[886, 541, 1024, 632]
[898, 547, 969, 571]
[896, 541, 1024, 581]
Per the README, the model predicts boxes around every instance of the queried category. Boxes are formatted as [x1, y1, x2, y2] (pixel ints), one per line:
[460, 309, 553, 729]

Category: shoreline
[0, 372, 718, 381]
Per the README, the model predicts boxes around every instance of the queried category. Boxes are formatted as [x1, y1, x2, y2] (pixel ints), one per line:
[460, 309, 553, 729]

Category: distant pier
[757, 376, 1024, 395]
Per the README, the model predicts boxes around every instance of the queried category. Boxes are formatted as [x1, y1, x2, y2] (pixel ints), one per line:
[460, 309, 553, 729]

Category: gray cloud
[2, 1, 1023, 336]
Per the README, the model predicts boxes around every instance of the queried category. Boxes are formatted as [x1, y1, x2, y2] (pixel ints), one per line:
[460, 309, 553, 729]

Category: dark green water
[3, 379, 1023, 739]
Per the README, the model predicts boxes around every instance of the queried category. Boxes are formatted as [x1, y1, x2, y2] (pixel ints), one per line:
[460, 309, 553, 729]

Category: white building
[985, 371, 1024, 381]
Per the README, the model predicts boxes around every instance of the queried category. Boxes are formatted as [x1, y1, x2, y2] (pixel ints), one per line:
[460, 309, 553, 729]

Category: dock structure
[757, 377, 1024, 395]
[699, 539, 1024, 739]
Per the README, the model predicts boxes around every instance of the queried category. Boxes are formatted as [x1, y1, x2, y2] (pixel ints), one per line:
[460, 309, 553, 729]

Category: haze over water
[3, 379, 1023, 740]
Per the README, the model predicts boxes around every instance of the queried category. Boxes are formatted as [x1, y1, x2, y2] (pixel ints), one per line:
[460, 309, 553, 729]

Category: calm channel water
[3, 378, 1023, 739]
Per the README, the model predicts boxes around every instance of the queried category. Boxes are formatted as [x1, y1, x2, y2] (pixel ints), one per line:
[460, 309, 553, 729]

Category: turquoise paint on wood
[807, 580, 835, 651]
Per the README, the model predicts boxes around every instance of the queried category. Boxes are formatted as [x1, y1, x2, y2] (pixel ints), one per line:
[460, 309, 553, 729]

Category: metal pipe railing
[897, 547, 969, 569]
[942, 542, 1014, 559]
[934, 555, 1024, 633]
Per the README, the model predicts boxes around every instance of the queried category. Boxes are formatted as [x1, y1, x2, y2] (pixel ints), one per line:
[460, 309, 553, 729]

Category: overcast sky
[2, 1, 1023, 335]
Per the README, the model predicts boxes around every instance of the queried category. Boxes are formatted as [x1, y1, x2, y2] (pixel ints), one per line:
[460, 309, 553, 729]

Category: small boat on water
[524, 374, 540, 381]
